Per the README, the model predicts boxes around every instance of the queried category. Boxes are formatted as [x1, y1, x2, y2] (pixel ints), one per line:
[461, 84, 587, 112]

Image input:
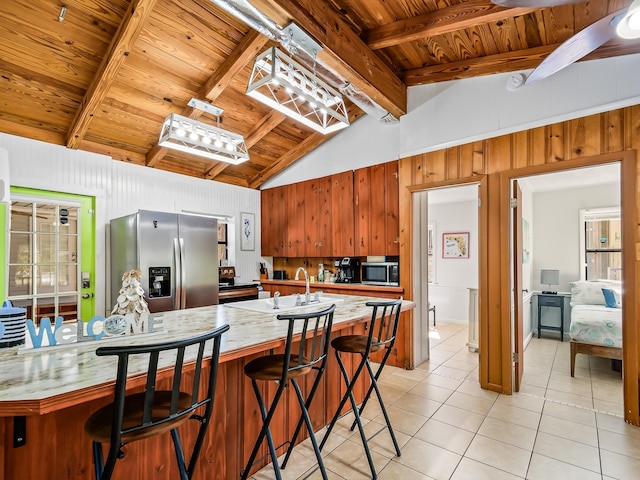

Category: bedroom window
[580, 208, 621, 281]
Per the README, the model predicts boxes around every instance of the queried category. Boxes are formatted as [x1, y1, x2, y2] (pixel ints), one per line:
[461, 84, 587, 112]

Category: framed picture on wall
[442, 232, 469, 258]
[240, 212, 255, 251]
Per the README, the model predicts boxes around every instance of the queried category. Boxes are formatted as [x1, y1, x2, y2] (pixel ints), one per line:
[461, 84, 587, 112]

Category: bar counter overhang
[0, 294, 414, 480]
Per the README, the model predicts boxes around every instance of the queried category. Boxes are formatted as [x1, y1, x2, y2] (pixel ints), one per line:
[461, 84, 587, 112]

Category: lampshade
[158, 113, 249, 165]
[246, 46, 350, 135]
[617, 0, 640, 39]
[540, 269, 560, 286]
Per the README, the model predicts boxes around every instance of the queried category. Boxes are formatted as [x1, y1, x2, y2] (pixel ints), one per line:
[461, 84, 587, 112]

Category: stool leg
[241, 379, 285, 480]
[281, 366, 325, 470]
[170, 429, 189, 480]
[290, 378, 329, 480]
[320, 349, 367, 452]
[327, 352, 378, 479]
[349, 346, 391, 431]
[92, 441, 104, 480]
[363, 360, 401, 457]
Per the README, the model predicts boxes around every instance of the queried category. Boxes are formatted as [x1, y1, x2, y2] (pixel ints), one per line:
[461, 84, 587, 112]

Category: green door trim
[2, 187, 96, 320]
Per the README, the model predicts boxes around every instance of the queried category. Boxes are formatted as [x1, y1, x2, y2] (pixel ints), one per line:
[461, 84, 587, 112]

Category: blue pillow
[602, 288, 618, 308]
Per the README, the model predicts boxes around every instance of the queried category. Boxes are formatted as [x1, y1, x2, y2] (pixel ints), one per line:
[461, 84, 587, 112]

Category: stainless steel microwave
[361, 262, 399, 286]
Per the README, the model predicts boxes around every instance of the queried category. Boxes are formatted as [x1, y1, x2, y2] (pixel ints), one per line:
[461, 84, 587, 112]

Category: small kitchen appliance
[335, 257, 360, 283]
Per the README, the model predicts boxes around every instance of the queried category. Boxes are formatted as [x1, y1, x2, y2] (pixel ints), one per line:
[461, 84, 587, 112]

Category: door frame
[407, 175, 486, 372]
[499, 151, 637, 423]
[4, 188, 96, 321]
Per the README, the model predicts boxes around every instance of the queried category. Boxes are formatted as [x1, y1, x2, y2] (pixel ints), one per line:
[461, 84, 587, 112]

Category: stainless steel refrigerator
[110, 210, 219, 313]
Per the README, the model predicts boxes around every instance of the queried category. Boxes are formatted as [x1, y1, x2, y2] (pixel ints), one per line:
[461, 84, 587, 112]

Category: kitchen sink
[224, 294, 342, 314]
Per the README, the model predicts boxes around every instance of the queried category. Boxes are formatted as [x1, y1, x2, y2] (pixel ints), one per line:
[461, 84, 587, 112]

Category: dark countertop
[258, 279, 403, 294]
[219, 282, 259, 291]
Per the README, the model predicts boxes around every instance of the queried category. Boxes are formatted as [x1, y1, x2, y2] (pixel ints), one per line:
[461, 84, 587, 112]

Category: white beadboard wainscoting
[0, 133, 261, 316]
[428, 284, 471, 324]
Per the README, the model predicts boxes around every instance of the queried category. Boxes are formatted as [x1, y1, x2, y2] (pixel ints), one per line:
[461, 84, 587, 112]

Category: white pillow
[569, 280, 622, 307]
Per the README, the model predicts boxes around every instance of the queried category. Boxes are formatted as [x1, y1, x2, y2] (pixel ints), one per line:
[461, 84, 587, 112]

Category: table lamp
[540, 269, 560, 294]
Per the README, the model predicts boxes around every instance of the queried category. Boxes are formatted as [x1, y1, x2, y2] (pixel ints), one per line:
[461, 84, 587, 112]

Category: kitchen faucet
[295, 267, 311, 304]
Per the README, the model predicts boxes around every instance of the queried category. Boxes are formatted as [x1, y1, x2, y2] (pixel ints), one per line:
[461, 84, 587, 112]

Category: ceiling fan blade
[492, 0, 580, 6]
[524, 9, 626, 86]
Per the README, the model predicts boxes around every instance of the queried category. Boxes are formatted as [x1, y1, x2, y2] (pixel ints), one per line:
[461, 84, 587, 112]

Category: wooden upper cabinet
[260, 186, 287, 256]
[385, 160, 400, 255]
[355, 160, 399, 257]
[261, 162, 396, 258]
[331, 171, 355, 257]
[286, 182, 305, 257]
[304, 177, 332, 257]
[354, 167, 371, 256]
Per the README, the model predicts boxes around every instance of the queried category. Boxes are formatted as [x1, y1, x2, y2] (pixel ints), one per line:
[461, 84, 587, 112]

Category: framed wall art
[240, 212, 255, 251]
[442, 232, 469, 259]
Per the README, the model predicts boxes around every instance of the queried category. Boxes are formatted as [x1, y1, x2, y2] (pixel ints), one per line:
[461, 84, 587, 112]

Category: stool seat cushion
[84, 391, 193, 444]
[244, 354, 312, 380]
[331, 335, 383, 354]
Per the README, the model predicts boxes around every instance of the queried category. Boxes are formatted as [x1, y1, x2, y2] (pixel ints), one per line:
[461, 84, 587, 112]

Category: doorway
[3, 188, 96, 324]
[511, 163, 623, 415]
[413, 184, 481, 383]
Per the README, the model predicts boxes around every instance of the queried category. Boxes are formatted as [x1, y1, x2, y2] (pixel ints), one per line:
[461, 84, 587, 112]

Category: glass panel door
[8, 200, 80, 324]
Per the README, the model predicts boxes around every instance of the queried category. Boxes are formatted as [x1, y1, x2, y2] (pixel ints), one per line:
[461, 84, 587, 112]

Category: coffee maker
[335, 257, 360, 283]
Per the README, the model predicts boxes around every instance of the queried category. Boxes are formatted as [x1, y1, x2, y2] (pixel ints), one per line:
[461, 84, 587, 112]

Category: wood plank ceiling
[1, 0, 638, 189]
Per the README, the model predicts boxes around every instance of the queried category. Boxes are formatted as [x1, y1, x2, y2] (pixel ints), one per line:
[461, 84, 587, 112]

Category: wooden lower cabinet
[0, 325, 369, 480]
[260, 281, 407, 368]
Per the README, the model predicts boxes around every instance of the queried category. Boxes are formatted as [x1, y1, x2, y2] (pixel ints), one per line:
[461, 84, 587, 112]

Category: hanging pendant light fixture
[158, 101, 249, 165]
[246, 46, 350, 135]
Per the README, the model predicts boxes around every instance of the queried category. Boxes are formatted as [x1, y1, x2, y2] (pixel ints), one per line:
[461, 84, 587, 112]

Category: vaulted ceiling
[1, 0, 638, 188]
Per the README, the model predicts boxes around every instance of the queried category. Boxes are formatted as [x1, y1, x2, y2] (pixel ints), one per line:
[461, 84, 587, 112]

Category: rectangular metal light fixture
[246, 46, 350, 135]
[158, 113, 249, 165]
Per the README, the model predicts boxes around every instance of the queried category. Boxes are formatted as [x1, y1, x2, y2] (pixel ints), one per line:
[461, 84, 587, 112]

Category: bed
[568, 280, 622, 377]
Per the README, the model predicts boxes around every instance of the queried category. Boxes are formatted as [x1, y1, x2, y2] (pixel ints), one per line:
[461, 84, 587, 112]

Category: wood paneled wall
[398, 106, 640, 425]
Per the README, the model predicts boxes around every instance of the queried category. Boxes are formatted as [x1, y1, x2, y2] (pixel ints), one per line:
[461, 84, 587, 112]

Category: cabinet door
[354, 167, 371, 256]
[287, 183, 305, 257]
[260, 187, 287, 256]
[316, 175, 332, 257]
[331, 171, 354, 256]
[385, 161, 400, 255]
[304, 178, 319, 256]
[369, 163, 387, 255]
[260, 188, 275, 256]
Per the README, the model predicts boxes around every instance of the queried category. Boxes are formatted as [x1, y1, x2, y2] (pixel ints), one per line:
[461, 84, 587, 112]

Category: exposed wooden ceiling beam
[403, 44, 556, 85]
[403, 40, 640, 86]
[205, 110, 286, 180]
[248, 105, 364, 189]
[67, 0, 159, 149]
[366, 1, 537, 50]
[266, 0, 406, 119]
[78, 140, 147, 165]
[0, 119, 66, 146]
[146, 30, 269, 167]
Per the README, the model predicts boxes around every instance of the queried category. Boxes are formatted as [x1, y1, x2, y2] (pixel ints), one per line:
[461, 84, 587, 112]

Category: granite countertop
[0, 294, 414, 413]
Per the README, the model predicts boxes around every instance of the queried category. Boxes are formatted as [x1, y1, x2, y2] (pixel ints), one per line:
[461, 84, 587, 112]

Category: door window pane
[8, 200, 80, 324]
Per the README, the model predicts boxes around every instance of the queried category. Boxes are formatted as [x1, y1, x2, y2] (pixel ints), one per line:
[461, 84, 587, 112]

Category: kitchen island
[0, 293, 414, 480]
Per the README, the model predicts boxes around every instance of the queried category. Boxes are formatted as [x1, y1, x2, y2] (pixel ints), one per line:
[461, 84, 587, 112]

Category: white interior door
[412, 190, 430, 365]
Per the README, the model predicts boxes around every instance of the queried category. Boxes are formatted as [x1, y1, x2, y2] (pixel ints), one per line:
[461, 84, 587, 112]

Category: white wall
[428, 199, 478, 323]
[532, 182, 620, 293]
[0, 133, 261, 316]
[520, 184, 534, 340]
[264, 53, 640, 188]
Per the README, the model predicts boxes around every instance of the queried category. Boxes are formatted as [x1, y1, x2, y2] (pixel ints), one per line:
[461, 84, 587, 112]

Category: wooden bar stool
[84, 324, 230, 480]
[240, 304, 336, 480]
[320, 298, 403, 479]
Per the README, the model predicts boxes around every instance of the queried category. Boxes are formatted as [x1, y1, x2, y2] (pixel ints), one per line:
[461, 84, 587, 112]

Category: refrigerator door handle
[174, 237, 181, 311]
[179, 237, 187, 309]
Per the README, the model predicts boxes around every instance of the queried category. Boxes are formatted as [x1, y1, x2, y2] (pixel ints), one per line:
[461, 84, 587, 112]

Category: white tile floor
[251, 322, 638, 479]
